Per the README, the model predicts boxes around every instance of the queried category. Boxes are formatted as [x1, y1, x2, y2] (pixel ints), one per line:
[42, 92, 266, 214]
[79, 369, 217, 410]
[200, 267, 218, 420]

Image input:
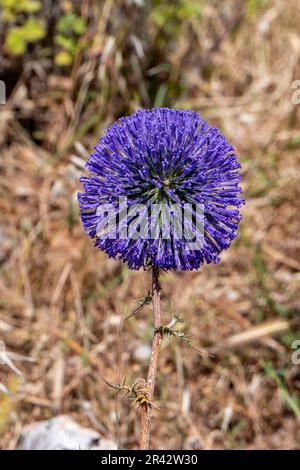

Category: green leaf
[21, 18, 45, 42]
[55, 34, 76, 53]
[4, 18, 45, 55]
[57, 12, 86, 35]
[153, 84, 167, 107]
[5, 28, 26, 55]
[0, 0, 41, 14]
[0, 0, 19, 11]
[55, 50, 73, 66]
[72, 16, 86, 35]
[19, 0, 41, 12]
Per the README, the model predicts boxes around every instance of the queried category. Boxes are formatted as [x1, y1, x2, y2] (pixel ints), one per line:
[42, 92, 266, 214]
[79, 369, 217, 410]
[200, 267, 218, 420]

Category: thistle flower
[78, 108, 244, 270]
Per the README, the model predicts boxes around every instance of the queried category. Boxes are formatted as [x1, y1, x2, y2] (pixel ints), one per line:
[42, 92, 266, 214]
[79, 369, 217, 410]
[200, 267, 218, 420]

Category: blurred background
[0, 0, 300, 450]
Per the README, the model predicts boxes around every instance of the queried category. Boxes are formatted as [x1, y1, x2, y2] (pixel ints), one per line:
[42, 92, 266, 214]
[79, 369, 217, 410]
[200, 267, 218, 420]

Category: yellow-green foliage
[1, 0, 45, 55]
[5, 18, 45, 54]
[54, 12, 86, 66]
[1, 0, 42, 21]
[1, 0, 86, 62]
[151, 0, 203, 36]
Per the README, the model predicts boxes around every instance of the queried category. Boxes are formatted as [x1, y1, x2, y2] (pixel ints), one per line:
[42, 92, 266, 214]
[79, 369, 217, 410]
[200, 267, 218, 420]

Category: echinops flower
[78, 108, 244, 270]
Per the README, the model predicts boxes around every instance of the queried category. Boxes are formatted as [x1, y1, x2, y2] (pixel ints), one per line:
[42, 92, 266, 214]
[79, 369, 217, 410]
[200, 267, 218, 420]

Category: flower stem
[140, 265, 163, 450]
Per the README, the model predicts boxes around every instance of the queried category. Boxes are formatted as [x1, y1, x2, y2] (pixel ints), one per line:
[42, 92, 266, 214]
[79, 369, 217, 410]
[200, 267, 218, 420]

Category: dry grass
[0, 0, 300, 449]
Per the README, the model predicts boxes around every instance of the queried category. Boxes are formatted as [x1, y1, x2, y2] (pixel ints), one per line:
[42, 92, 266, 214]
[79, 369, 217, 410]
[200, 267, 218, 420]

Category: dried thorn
[172, 312, 184, 323]
[97, 373, 129, 394]
[125, 291, 152, 320]
[157, 325, 213, 358]
[131, 394, 160, 409]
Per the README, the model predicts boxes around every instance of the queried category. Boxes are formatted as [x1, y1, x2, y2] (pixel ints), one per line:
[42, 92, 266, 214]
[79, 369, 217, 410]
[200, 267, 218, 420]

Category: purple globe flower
[78, 108, 244, 270]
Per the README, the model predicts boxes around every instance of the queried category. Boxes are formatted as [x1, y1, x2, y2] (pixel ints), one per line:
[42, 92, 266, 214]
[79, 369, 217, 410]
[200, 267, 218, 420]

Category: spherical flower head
[78, 108, 244, 270]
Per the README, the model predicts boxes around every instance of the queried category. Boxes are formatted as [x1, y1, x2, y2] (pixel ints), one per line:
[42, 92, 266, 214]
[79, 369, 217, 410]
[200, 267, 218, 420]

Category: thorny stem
[140, 265, 163, 450]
